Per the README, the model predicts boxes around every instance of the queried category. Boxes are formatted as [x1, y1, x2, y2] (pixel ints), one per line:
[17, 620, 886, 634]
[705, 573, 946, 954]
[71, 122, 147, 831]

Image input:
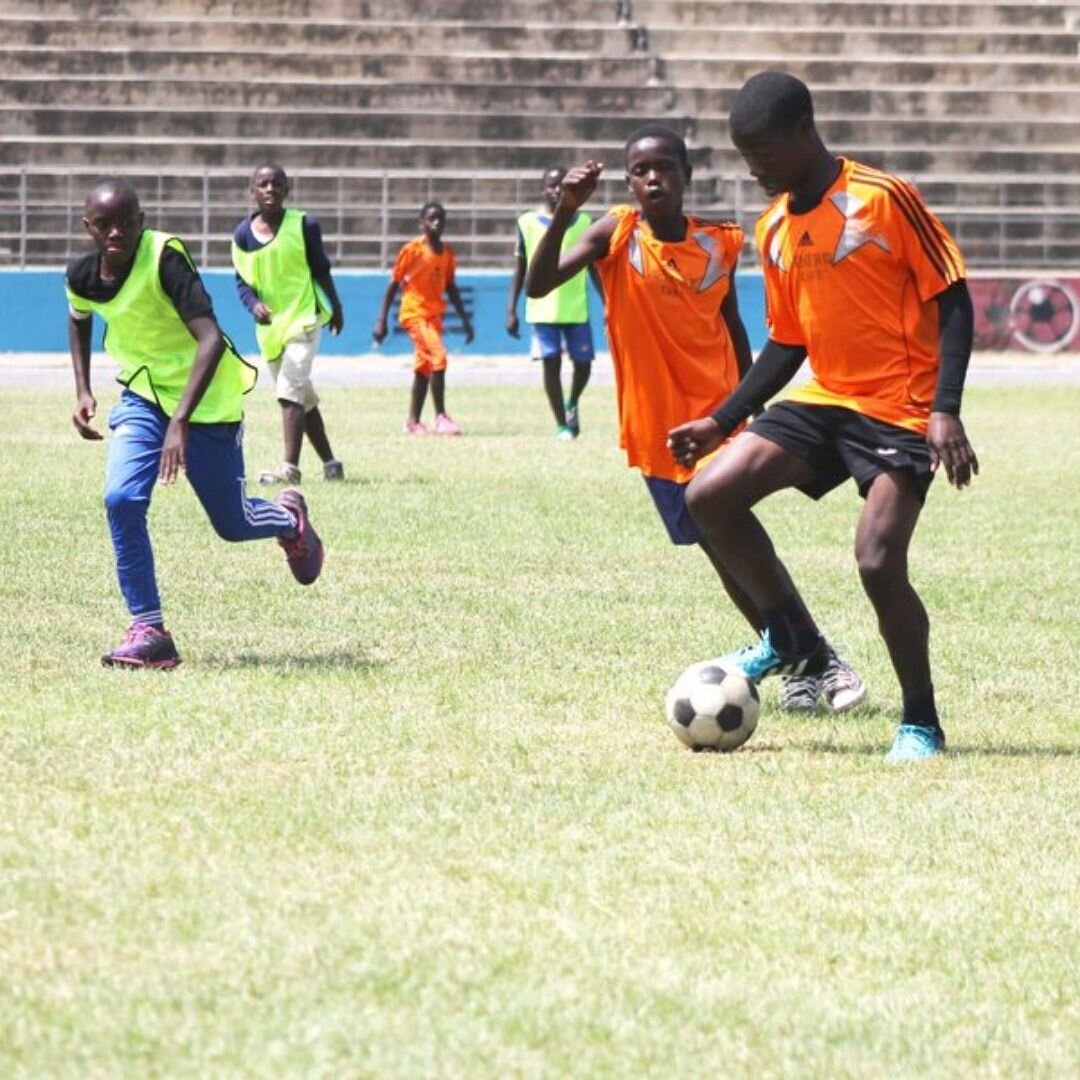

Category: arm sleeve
[931, 280, 974, 415]
[390, 244, 411, 284]
[710, 340, 807, 433]
[159, 247, 215, 323]
[302, 215, 332, 277]
[234, 273, 260, 313]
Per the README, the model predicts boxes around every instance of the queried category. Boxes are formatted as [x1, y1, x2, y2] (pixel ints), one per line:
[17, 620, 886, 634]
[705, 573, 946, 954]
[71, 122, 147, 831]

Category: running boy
[373, 201, 474, 435]
[232, 163, 345, 485]
[669, 72, 978, 761]
[507, 167, 600, 439]
[526, 124, 864, 712]
[68, 178, 324, 669]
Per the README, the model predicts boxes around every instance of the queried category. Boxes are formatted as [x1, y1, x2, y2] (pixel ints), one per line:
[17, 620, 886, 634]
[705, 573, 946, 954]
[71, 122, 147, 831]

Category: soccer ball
[664, 660, 761, 752]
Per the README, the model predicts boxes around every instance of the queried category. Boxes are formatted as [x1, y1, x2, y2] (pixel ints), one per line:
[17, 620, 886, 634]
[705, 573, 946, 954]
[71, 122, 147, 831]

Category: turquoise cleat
[716, 629, 828, 684]
[886, 724, 946, 763]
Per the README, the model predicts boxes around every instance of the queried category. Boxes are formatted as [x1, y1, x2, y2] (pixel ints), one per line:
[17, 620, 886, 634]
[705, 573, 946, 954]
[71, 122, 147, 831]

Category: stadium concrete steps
[2, 18, 1077, 57]
[4, 134, 1078, 177]
[4, 77, 1078, 126]
[6, 1, 1076, 29]
[4, 106, 1078, 151]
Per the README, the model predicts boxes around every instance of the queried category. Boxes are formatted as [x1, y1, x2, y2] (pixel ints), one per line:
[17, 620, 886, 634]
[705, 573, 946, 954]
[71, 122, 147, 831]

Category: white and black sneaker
[780, 674, 821, 712]
[821, 646, 867, 712]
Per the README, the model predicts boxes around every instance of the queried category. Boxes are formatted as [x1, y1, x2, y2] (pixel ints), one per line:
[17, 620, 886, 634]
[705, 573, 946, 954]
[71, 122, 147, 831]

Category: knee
[856, 537, 906, 594]
[210, 517, 248, 543]
[104, 486, 147, 522]
[685, 468, 737, 525]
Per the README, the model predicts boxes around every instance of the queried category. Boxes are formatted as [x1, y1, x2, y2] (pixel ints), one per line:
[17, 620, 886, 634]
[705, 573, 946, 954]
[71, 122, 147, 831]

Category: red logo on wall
[971, 278, 1080, 353]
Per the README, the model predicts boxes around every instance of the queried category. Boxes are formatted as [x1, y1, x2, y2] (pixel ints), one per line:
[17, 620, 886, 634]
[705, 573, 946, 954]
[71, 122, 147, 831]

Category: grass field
[1, 381, 1078, 1077]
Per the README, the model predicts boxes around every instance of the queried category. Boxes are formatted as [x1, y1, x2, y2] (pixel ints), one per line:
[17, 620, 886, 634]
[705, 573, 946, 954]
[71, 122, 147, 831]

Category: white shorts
[267, 326, 320, 410]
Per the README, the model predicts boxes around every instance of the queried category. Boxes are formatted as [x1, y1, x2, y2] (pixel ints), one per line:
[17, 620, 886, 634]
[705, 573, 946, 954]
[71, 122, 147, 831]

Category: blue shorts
[530, 323, 595, 363]
[643, 475, 703, 546]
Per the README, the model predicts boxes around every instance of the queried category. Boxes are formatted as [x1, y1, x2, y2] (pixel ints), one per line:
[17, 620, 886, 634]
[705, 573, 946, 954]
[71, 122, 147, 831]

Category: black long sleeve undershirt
[932, 280, 974, 415]
[710, 340, 807, 435]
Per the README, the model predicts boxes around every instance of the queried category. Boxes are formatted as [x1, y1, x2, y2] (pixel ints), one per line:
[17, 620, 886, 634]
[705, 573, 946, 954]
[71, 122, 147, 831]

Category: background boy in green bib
[67, 178, 325, 669]
[507, 167, 601, 439]
[232, 163, 345, 485]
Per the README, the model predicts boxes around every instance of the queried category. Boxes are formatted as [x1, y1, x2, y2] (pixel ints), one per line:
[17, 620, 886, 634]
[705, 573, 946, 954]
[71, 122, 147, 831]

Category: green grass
[1, 383, 1077, 1078]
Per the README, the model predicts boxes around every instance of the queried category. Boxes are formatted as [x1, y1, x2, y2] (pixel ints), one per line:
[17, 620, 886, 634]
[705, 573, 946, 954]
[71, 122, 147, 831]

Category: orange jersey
[595, 205, 744, 482]
[392, 236, 456, 323]
[758, 157, 965, 433]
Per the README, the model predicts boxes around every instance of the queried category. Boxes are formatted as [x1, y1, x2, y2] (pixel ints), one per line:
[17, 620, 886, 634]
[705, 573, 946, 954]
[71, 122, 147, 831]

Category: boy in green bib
[507, 167, 600, 438]
[67, 178, 325, 669]
[232, 163, 345, 484]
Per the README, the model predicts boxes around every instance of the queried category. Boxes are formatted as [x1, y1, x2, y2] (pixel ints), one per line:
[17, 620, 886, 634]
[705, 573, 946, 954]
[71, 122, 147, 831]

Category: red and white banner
[970, 277, 1080, 353]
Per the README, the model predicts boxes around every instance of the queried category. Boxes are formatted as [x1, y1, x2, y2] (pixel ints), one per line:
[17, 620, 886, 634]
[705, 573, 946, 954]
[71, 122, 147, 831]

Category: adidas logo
[798, 230, 814, 247]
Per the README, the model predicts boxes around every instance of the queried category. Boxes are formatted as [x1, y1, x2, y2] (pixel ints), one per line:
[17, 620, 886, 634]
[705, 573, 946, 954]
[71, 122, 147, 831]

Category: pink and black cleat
[276, 488, 325, 585]
[101, 624, 181, 669]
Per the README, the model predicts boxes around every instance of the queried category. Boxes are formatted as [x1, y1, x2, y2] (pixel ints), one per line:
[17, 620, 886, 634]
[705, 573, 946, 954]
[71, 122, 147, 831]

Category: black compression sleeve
[710, 340, 807, 434]
[159, 248, 215, 323]
[932, 280, 974, 415]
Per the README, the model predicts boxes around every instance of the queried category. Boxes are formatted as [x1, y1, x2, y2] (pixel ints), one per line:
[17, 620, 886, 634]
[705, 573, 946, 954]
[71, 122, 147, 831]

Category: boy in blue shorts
[232, 163, 345, 485]
[67, 178, 324, 669]
[507, 167, 600, 438]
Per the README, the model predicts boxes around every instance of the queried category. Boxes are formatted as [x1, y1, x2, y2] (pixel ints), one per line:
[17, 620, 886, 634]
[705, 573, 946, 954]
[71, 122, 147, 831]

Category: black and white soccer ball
[664, 660, 761, 752]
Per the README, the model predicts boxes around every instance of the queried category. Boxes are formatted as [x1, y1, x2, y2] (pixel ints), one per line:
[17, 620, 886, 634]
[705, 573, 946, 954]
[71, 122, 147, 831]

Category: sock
[132, 612, 165, 630]
[762, 595, 821, 657]
[902, 687, 940, 729]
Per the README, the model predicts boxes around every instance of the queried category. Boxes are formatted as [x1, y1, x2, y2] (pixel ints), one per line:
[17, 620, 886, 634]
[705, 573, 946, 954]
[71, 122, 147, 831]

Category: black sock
[763, 595, 821, 657]
[902, 688, 940, 729]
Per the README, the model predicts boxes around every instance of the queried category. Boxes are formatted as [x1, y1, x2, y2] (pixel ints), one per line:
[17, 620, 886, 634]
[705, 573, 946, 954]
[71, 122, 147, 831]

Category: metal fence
[2, 166, 1079, 271]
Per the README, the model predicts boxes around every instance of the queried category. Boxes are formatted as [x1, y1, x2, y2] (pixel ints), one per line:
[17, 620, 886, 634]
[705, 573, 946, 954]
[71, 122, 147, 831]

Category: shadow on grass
[205, 646, 386, 673]
[802, 740, 1078, 759]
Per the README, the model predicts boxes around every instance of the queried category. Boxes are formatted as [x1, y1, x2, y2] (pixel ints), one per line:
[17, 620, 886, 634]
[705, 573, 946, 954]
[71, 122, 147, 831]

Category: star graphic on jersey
[830, 191, 891, 264]
[690, 229, 729, 291]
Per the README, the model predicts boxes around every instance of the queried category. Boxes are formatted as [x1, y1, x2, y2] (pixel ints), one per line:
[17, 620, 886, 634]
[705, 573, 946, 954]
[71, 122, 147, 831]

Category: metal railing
[2, 166, 1079, 271]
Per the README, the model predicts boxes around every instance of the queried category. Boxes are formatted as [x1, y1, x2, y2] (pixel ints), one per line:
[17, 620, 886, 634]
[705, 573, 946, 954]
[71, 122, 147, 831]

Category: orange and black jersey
[595, 205, 744, 482]
[758, 158, 966, 433]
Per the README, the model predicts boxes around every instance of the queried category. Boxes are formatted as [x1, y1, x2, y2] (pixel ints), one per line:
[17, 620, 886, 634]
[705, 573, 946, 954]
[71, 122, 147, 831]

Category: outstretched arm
[372, 279, 399, 344]
[667, 339, 807, 467]
[927, 280, 978, 488]
[69, 313, 103, 441]
[526, 161, 615, 297]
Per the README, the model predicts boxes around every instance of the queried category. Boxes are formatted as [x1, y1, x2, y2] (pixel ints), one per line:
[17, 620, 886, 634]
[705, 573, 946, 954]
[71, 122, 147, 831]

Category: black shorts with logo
[749, 401, 935, 503]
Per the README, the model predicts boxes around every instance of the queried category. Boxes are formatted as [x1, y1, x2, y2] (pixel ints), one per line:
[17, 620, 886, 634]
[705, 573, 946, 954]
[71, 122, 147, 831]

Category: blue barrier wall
[0, 268, 769, 355]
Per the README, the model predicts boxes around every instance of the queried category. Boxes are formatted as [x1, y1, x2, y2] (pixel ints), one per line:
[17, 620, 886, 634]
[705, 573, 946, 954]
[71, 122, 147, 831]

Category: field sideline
[1, 378, 1078, 1076]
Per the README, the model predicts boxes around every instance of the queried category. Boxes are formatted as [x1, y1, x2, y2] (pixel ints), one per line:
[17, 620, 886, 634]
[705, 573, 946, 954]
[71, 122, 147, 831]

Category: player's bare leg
[540, 355, 568, 428]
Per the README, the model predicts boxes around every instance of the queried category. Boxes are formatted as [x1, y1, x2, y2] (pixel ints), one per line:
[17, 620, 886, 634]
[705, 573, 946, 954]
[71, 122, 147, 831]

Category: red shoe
[276, 488, 325, 585]
[102, 624, 181, 669]
[433, 413, 461, 436]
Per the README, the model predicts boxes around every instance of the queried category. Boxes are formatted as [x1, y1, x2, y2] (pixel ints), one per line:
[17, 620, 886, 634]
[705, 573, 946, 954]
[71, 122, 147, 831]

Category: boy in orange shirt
[373, 201, 474, 434]
[527, 124, 864, 713]
[670, 73, 978, 761]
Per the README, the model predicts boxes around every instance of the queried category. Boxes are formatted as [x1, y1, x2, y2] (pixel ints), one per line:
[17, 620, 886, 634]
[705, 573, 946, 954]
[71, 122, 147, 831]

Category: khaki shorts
[267, 326, 320, 410]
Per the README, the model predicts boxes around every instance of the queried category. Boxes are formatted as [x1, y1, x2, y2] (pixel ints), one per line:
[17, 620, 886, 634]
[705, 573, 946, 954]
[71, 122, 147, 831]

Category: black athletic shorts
[749, 401, 935, 503]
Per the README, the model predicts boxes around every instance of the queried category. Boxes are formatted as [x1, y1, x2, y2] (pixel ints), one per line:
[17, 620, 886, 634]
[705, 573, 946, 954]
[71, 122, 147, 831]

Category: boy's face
[541, 169, 565, 212]
[251, 168, 289, 215]
[83, 189, 144, 268]
[624, 137, 687, 217]
[421, 206, 445, 239]
[732, 117, 815, 198]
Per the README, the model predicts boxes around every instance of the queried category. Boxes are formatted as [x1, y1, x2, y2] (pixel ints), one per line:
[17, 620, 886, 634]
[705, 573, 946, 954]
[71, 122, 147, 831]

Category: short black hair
[85, 177, 140, 212]
[729, 71, 814, 140]
[251, 162, 288, 184]
[623, 123, 692, 178]
[419, 200, 445, 217]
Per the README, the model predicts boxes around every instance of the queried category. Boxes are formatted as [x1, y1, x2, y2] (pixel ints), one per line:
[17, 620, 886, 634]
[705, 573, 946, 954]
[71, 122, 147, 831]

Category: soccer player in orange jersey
[527, 124, 865, 713]
[373, 201, 474, 434]
[669, 73, 979, 762]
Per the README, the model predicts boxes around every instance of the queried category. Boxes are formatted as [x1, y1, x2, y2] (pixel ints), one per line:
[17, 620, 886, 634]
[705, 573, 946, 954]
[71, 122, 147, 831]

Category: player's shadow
[801, 740, 1078, 759]
[206, 646, 385, 673]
